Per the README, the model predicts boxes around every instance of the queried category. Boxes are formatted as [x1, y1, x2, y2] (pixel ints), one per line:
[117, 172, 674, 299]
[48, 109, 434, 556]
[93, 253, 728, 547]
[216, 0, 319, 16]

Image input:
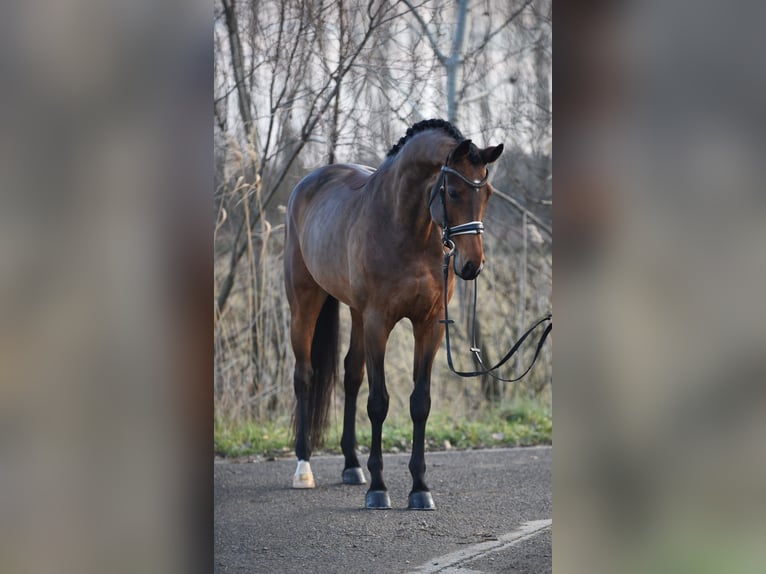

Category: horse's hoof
[292, 460, 315, 489]
[342, 467, 367, 485]
[365, 490, 391, 509]
[408, 491, 436, 510]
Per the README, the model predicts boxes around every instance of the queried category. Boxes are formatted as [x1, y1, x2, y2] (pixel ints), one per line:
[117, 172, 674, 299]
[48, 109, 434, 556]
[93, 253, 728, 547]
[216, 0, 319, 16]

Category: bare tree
[400, 0, 534, 123]
[215, 0, 399, 314]
[214, 0, 552, 422]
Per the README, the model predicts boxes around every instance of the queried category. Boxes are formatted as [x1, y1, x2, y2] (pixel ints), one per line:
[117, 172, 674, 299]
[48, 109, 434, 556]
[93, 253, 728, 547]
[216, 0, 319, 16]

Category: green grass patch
[215, 400, 551, 459]
[214, 418, 295, 458]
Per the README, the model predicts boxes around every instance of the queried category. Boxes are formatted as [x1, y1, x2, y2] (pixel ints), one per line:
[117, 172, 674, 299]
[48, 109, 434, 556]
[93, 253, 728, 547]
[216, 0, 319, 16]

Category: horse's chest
[375, 273, 442, 321]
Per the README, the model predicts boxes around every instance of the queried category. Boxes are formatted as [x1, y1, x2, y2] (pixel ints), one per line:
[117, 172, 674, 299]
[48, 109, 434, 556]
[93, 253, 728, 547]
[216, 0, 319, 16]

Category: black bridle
[429, 165, 488, 252]
[431, 161, 553, 382]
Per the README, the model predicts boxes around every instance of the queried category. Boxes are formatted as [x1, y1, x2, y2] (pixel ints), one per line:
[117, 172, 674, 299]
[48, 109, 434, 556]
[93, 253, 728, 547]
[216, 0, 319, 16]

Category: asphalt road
[215, 446, 551, 574]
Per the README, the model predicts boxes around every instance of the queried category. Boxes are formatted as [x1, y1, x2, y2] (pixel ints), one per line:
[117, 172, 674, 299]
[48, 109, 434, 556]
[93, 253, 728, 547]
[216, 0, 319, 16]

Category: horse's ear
[480, 144, 504, 164]
[451, 139, 473, 160]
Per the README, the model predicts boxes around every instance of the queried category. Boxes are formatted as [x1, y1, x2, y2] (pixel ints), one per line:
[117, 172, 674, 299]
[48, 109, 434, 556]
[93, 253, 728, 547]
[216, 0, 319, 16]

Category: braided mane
[386, 118, 465, 158]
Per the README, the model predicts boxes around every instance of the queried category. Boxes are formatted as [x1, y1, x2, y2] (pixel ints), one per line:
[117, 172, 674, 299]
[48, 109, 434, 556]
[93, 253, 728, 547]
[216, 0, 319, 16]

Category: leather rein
[430, 163, 553, 382]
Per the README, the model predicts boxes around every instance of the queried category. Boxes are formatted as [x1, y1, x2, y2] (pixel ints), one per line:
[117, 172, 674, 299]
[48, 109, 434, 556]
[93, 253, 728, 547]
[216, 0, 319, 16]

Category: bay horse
[284, 119, 503, 510]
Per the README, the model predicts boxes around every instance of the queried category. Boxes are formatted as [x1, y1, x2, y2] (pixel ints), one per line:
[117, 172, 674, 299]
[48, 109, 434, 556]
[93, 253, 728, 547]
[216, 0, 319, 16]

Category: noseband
[429, 164, 489, 253]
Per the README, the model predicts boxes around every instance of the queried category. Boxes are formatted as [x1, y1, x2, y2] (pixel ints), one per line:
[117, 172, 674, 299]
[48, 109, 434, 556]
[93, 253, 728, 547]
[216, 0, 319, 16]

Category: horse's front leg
[364, 312, 394, 509]
[408, 318, 445, 510]
[340, 309, 366, 485]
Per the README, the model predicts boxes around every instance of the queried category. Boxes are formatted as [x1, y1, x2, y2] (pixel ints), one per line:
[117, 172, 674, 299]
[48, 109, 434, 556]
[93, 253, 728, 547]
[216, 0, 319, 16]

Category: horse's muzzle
[456, 260, 483, 280]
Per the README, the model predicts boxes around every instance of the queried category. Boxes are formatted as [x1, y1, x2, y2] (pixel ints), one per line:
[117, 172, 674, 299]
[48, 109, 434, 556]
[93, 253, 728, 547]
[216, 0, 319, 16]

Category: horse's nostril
[461, 261, 479, 279]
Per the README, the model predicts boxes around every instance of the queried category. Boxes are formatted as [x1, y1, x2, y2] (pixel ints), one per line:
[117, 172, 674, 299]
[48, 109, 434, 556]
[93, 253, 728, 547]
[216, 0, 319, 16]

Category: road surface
[215, 446, 551, 573]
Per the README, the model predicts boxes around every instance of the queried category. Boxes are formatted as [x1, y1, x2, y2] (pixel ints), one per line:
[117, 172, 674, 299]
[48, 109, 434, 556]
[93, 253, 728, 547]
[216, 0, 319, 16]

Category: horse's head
[430, 139, 504, 280]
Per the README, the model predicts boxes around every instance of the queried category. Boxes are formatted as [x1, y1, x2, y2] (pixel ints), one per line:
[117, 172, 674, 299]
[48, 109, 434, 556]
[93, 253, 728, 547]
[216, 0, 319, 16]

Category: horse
[284, 119, 503, 510]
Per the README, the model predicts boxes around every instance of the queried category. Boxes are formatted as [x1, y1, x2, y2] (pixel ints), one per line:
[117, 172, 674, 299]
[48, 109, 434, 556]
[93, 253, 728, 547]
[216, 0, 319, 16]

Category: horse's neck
[383, 136, 454, 237]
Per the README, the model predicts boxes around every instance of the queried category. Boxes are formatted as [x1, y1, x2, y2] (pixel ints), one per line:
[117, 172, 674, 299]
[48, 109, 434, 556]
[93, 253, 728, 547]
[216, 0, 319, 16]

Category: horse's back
[285, 163, 375, 304]
[288, 163, 374, 212]
[286, 163, 374, 247]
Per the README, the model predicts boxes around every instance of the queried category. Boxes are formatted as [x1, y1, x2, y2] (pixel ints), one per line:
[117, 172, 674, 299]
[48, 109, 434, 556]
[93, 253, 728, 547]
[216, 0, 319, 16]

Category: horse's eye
[447, 187, 460, 200]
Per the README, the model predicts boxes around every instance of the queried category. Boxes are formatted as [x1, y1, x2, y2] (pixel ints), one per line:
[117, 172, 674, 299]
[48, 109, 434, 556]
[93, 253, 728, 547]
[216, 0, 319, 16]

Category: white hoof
[292, 460, 315, 489]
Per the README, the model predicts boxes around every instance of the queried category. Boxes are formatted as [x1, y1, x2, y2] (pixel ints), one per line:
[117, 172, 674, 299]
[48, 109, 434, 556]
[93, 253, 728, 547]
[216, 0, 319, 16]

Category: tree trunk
[446, 0, 470, 123]
[221, 0, 257, 154]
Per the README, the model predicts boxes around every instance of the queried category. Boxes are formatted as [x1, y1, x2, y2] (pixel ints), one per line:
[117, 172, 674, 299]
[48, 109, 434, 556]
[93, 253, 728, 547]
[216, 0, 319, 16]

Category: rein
[433, 162, 552, 382]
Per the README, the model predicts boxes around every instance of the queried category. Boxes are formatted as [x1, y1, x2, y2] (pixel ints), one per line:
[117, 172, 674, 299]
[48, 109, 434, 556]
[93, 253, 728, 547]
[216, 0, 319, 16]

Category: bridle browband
[430, 158, 553, 382]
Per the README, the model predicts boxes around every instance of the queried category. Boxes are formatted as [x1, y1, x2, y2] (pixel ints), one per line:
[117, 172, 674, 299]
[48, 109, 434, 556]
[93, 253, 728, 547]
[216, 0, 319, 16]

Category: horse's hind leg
[341, 309, 366, 485]
[407, 319, 444, 510]
[286, 264, 328, 489]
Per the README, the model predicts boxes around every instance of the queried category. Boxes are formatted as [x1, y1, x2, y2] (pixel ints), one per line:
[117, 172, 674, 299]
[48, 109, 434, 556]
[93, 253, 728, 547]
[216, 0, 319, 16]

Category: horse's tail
[307, 295, 340, 449]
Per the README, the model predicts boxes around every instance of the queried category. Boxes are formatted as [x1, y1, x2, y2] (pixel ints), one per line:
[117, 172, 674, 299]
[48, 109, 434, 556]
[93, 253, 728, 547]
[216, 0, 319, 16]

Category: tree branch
[482, 0, 534, 49]
[492, 187, 552, 238]
[399, 0, 447, 65]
